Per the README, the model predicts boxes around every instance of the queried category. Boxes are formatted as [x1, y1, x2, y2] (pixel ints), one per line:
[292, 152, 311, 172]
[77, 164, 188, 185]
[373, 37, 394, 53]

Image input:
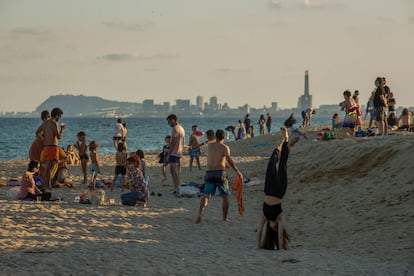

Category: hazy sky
[1, 0, 413, 112]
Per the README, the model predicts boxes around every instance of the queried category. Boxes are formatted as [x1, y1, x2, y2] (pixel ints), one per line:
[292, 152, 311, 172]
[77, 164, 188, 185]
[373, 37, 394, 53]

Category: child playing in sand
[111, 142, 127, 192]
[159, 135, 170, 181]
[257, 127, 291, 250]
[284, 113, 307, 147]
[121, 157, 149, 207]
[74, 131, 88, 184]
[88, 140, 101, 190]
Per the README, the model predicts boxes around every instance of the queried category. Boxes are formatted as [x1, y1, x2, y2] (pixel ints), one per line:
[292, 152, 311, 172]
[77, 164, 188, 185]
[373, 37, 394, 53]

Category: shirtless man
[195, 129, 243, 224]
[166, 114, 185, 193]
[42, 107, 65, 190]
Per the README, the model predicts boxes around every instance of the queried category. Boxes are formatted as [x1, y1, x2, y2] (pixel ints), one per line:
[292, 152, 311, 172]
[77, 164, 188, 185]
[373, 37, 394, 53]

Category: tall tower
[297, 70, 313, 110]
[304, 70, 309, 99]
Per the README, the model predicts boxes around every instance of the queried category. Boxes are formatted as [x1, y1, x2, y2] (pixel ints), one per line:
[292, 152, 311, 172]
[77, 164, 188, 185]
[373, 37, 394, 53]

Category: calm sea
[0, 115, 331, 161]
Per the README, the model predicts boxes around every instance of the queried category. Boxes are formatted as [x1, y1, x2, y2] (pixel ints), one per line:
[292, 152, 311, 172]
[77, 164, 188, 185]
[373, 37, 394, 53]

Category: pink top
[18, 173, 36, 199]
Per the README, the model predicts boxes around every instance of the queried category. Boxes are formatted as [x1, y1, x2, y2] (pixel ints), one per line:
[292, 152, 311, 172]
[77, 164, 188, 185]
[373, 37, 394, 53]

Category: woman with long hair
[257, 127, 291, 250]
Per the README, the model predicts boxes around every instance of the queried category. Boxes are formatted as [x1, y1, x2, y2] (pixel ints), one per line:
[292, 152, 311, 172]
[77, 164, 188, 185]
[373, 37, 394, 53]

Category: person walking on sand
[257, 127, 291, 250]
[166, 114, 185, 194]
[195, 129, 243, 224]
[42, 107, 65, 190]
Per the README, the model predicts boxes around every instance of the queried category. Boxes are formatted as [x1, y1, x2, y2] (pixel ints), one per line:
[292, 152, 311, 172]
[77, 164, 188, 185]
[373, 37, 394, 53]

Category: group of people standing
[339, 77, 412, 136]
[225, 112, 273, 141]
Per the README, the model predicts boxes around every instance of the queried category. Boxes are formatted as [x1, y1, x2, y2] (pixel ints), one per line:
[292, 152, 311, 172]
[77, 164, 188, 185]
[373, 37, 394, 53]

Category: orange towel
[231, 175, 244, 216]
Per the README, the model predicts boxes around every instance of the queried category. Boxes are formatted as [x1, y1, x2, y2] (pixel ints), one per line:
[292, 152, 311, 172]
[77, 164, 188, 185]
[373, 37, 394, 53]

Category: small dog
[83, 189, 106, 205]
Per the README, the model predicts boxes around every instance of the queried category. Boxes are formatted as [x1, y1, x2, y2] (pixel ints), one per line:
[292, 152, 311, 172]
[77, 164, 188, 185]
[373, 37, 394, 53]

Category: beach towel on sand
[231, 175, 244, 216]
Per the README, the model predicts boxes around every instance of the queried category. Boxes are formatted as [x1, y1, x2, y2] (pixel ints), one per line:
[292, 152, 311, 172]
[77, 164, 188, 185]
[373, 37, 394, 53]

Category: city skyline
[1, 0, 413, 112]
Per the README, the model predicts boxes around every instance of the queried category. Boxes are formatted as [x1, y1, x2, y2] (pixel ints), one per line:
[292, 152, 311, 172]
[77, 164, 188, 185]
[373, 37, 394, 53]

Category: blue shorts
[169, 155, 180, 163]
[190, 150, 200, 158]
[203, 181, 230, 196]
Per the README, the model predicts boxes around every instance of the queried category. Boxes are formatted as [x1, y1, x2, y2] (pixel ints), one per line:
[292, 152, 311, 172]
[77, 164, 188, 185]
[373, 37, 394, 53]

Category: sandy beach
[0, 129, 413, 275]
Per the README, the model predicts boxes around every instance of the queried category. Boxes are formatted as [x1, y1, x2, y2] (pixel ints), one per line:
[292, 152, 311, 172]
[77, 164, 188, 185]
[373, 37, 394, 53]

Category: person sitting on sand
[195, 129, 243, 224]
[398, 108, 412, 131]
[284, 113, 306, 148]
[332, 113, 342, 129]
[121, 157, 149, 207]
[66, 144, 80, 165]
[257, 127, 291, 250]
[18, 160, 52, 201]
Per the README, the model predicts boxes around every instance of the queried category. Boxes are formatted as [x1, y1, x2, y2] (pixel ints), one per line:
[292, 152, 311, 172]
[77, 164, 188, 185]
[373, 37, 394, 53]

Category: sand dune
[0, 129, 413, 275]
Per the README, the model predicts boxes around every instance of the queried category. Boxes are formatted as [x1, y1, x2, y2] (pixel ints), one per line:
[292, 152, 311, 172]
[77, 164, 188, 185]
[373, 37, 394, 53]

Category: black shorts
[115, 165, 126, 175]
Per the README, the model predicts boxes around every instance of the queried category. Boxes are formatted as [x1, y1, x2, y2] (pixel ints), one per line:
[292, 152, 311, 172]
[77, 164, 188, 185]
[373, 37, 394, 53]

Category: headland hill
[1, 94, 411, 119]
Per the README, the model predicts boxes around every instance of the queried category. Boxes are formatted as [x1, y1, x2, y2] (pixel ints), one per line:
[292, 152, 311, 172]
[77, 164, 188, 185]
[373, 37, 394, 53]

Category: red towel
[231, 175, 244, 216]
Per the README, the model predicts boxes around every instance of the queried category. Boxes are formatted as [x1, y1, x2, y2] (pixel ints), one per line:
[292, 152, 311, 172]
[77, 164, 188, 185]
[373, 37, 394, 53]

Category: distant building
[143, 99, 154, 112]
[209, 96, 218, 112]
[175, 99, 191, 113]
[297, 70, 313, 111]
[196, 96, 204, 112]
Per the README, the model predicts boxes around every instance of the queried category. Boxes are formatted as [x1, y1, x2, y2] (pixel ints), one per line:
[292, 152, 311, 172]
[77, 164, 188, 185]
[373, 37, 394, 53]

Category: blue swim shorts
[190, 150, 200, 158]
[203, 180, 230, 196]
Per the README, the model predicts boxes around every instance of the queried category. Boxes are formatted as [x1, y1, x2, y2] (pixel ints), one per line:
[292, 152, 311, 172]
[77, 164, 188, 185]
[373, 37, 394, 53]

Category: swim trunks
[80, 153, 89, 161]
[190, 149, 200, 158]
[115, 165, 127, 175]
[42, 145, 59, 161]
[168, 155, 180, 163]
[203, 181, 230, 196]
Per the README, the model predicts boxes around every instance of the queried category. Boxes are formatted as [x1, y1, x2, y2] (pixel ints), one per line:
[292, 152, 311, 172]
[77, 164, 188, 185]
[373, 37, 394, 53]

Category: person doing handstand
[257, 127, 291, 250]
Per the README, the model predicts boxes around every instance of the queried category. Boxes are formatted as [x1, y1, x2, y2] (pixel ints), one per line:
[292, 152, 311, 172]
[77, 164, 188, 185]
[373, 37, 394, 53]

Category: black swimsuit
[263, 202, 282, 221]
[264, 142, 289, 198]
[263, 142, 289, 220]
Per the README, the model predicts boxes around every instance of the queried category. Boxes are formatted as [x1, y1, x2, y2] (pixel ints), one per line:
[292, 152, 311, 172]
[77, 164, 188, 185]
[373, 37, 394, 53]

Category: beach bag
[121, 191, 141, 206]
[7, 186, 20, 200]
[177, 184, 200, 198]
[158, 152, 164, 164]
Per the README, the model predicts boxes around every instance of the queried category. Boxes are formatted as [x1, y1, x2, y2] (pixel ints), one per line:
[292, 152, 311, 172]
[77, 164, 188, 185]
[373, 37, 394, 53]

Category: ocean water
[0, 115, 331, 161]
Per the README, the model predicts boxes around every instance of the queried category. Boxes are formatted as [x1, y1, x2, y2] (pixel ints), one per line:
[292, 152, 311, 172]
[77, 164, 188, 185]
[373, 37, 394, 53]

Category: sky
[0, 0, 413, 112]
